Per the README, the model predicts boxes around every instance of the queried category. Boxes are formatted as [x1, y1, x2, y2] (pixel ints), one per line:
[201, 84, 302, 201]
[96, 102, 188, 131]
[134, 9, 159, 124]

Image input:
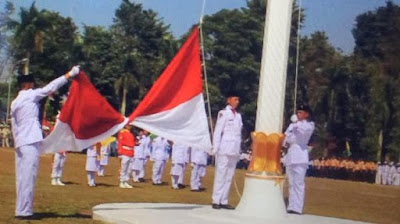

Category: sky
[2, 0, 400, 55]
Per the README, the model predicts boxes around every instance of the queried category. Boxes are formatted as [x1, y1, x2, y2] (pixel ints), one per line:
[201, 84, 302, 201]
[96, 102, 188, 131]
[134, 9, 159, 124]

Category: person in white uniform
[284, 104, 315, 215]
[51, 151, 67, 186]
[393, 163, 400, 186]
[86, 143, 100, 187]
[170, 143, 189, 189]
[375, 162, 382, 184]
[190, 147, 208, 191]
[152, 136, 170, 185]
[132, 130, 150, 182]
[211, 91, 242, 210]
[143, 134, 152, 176]
[388, 162, 396, 185]
[98, 144, 110, 176]
[382, 161, 389, 185]
[11, 66, 79, 219]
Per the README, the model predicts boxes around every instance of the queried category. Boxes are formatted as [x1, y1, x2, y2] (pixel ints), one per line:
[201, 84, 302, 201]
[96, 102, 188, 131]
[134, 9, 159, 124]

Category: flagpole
[199, 0, 214, 138]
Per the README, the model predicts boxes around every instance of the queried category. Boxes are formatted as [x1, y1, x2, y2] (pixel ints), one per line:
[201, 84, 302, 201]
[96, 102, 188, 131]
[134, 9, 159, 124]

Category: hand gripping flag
[128, 27, 211, 150]
[42, 72, 128, 153]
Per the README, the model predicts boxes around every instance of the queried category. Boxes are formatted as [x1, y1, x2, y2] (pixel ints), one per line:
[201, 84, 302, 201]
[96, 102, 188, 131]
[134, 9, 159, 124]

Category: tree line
[0, 0, 399, 162]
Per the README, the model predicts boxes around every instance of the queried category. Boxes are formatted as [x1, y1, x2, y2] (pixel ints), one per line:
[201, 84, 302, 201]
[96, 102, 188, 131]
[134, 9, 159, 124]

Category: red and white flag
[42, 72, 128, 153]
[42, 26, 211, 153]
[128, 27, 211, 150]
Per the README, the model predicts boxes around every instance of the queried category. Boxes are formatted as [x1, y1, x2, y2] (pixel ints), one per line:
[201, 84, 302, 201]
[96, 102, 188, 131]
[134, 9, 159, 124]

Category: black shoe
[191, 189, 201, 192]
[15, 215, 40, 220]
[139, 178, 145, 182]
[220, 204, 235, 210]
[287, 210, 302, 215]
[199, 187, 206, 191]
[178, 184, 186, 189]
[212, 204, 221, 209]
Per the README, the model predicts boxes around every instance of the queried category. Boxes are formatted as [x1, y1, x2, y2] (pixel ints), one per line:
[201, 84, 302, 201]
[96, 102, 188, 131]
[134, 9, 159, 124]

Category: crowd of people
[50, 124, 209, 192]
[306, 157, 400, 186]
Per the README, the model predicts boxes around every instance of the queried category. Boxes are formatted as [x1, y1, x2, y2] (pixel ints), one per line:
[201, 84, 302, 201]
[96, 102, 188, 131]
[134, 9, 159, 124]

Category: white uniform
[132, 135, 150, 182]
[284, 119, 315, 214]
[375, 164, 382, 184]
[382, 163, 389, 185]
[212, 105, 242, 205]
[152, 137, 169, 184]
[170, 144, 189, 189]
[2, 127, 10, 147]
[190, 147, 208, 190]
[388, 163, 396, 185]
[98, 144, 110, 176]
[393, 165, 400, 186]
[51, 152, 67, 180]
[11, 75, 68, 216]
[144, 135, 152, 164]
[86, 146, 99, 186]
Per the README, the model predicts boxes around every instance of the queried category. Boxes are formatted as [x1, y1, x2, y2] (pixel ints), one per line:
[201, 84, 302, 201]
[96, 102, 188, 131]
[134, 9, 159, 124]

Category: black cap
[226, 90, 240, 98]
[17, 73, 35, 84]
[297, 104, 311, 113]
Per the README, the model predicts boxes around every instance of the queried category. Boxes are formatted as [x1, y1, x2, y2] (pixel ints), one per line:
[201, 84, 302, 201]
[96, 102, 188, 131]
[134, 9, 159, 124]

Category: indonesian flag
[128, 27, 211, 150]
[42, 26, 211, 153]
[42, 72, 128, 153]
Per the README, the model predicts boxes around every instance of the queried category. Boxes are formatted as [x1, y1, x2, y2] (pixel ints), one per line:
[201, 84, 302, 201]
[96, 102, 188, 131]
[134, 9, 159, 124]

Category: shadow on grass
[95, 183, 115, 187]
[63, 181, 79, 185]
[33, 212, 91, 220]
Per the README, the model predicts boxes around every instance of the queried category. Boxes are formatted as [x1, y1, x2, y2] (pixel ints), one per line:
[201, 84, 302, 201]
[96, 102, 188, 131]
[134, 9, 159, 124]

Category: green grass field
[0, 148, 399, 224]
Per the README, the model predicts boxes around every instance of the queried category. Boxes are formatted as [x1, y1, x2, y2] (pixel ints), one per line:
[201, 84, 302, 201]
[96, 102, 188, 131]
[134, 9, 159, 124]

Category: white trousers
[87, 171, 96, 185]
[152, 160, 166, 184]
[98, 165, 105, 176]
[15, 143, 41, 216]
[191, 164, 206, 190]
[2, 136, 10, 147]
[287, 164, 308, 213]
[170, 163, 184, 188]
[375, 171, 381, 184]
[393, 173, 400, 186]
[120, 155, 133, 182]
[382, 173, 388, 185]
[212, 155, 238, 205]
[132, 158, 145, 181]
[51, 153, 66, 178]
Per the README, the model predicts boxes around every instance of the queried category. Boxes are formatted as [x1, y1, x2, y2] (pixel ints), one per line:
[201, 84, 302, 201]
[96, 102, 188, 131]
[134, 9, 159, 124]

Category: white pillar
[236, 0, 294, 220]
[255, 0, 294, 133]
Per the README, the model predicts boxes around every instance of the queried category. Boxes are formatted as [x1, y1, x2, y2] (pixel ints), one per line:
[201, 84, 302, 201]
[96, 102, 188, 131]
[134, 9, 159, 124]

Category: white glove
[69, 65, 80, 77]
[290, 114, 298, 123]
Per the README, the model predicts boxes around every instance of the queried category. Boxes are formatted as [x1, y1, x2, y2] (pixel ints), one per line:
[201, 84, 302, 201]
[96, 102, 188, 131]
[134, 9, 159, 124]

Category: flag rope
[294, 0, 302, 112]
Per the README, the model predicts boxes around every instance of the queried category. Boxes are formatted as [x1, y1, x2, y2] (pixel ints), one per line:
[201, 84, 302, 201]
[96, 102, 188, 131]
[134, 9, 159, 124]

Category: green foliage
[353, 1, 400, 161]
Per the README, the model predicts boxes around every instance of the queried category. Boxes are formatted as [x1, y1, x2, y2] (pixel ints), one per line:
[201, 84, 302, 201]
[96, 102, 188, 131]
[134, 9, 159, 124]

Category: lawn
[0, 148, 399, 224]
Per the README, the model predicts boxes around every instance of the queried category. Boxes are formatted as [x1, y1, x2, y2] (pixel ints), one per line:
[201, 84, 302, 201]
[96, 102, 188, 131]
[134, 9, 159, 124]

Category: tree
[7, 3, 80, 120]
[0, 1, 14, 78]
[108, 0, 177, 113]
[353, 1, 400, 161]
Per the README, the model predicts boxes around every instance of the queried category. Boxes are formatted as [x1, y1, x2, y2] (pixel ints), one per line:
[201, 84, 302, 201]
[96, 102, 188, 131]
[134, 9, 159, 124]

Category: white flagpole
[199, 0, 214, 136]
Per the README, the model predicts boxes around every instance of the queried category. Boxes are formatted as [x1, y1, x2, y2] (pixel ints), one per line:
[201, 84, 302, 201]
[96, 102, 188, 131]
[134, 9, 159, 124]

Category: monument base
[235, 173, 287, 219]
[93, 203, 369, 224]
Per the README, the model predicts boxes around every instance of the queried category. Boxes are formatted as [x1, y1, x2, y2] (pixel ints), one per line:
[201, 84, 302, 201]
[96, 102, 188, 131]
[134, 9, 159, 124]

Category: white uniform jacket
[284, 120, 315, 165]
[152, 137, 169, 161]
[11, 76, 68, 148]
[191, 147, 208, 165]
[171, 144, 189, 164]
[212, 105, 242, 156]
